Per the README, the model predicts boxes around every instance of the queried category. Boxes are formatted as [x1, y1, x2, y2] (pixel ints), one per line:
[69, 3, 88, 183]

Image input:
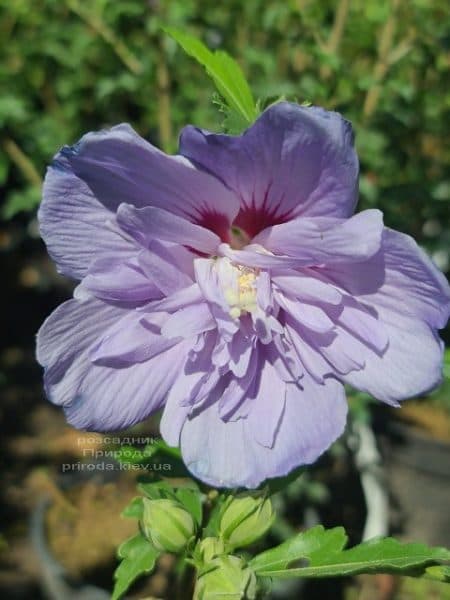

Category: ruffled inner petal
[90, 312, 178, 367]
[117, 203, 221, 255]
[177, 372, 347, 488]
[80, 255, 161, 304]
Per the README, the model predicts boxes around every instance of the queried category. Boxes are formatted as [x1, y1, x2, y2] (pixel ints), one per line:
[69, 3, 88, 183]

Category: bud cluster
[139, 491, 274, 599]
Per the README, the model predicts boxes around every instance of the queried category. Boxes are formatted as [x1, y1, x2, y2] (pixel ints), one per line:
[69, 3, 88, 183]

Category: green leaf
[2, 186, 41, 219]
[121, 496, 144, 519]
[203, 494, 228, 538]
[137, 480, 203, 525]
[264, 465, 305, 495]
[250, 526, 450, 580]
[250, 525, 346, 573]
[138, 480, 178, 501]
[175, 486, 203, 526]
[423, 565, 450, 583]
[443, 348, 450, 379]
[114, 445, 151, 465]
[165, 27, 258, 126]
[112, 533, 160, 600]
[0, 151, 9, 185]
[212, 93, 250, 135]
[150, 439, 183, 460]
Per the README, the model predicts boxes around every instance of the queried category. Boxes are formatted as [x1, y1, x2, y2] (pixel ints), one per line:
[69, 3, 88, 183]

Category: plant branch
[2, 138, 42, 187]
[363, 0, 401, 120]
[320, 0, 351, 79]
[66, 0, 143, 75]
[156, 35, 173, 153]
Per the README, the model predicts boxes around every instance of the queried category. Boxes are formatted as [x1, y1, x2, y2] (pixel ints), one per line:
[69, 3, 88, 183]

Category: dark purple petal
[180, 102, 358, 237]
[63, 123, 239, 238]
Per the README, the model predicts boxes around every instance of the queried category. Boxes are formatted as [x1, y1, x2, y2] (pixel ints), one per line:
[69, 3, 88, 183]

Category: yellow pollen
[225, 267, 258, 319]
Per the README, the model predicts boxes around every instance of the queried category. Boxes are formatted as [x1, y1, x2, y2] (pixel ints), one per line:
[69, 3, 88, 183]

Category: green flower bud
[141, 497, 195, 553]
[218, 494, 274, 550]
[197, 537, 226, 563]
[194, 555, 257, 600]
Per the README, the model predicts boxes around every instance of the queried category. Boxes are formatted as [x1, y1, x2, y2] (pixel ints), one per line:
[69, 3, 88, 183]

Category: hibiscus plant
[36, 30, 450, 598]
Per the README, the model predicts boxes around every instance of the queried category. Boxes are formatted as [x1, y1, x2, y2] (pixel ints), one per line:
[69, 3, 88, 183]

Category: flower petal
[64, 340, 192, 431]
[254, 210, 384, 264]
[143, 283, 204, 313]
[245, 360, 286, 448]
[285, 323, 333, 383]
[180, 102, 358, 238]
[275, 291, 335, 333]
[39, 153, 137, 279]
[161, 303, 216, 339]
[117, 203, 221, 255]
[333, 298, 388, 354]
[272, 270, 342, 305]
[37, 297, 124, 369]
[177, 374, 347, 488]
[138, 244, 193, 296]
[36, 297, 127, 406]
[342, 311, 444, 405]
[81, 256, 161, 304]
[285, 314, 367, 377]
[321, 229, 450, 329]
[63, 123, 239, 235]
[90, 312, 178, 367]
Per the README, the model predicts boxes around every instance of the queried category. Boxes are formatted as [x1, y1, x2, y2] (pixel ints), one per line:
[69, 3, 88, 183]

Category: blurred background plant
[1, 0, 449, 269]
[0, 0, 449, 598]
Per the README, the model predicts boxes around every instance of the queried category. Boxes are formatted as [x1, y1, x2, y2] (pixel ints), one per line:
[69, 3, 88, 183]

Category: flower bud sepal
[141, 497, 196, 554]
[218, 491, 275, 551]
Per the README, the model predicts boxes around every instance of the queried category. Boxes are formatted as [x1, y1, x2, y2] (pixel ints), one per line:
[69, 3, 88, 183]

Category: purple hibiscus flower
[37, 103, 450, 488]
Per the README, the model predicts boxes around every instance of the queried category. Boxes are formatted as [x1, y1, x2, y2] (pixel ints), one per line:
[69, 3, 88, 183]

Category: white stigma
[216, 257, 258, 319]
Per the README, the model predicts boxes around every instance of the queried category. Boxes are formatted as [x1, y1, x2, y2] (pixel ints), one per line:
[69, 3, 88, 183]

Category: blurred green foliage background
[1, 0, 449, 287]
[1, 0, 449, 427]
